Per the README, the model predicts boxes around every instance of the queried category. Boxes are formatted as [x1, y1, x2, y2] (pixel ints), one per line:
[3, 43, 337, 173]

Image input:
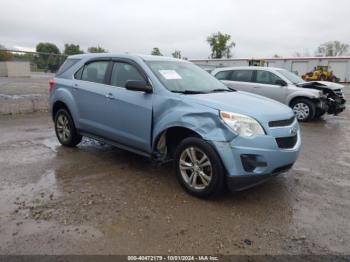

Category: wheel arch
[51, 88, 80, 128]
[52, 99, 79, 128]
[52, 101, 70, 119]
[153, 125, 203, 159]
[289, 96, 315, 107]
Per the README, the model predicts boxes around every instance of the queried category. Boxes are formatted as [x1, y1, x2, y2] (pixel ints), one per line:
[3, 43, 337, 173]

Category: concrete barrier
[0, 62, 31, 77]
[0, 94, 49, 115]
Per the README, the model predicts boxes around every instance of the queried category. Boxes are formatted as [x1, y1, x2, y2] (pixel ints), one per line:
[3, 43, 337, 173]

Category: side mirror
[275, 79, 287, 86]
[125, 80, 152, 93]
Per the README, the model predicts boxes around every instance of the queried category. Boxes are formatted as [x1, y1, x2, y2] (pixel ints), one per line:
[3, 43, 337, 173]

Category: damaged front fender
[152, 95, 236, 149]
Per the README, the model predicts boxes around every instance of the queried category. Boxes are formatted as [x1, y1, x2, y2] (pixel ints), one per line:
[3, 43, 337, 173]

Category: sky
[0, 0, 349, 59]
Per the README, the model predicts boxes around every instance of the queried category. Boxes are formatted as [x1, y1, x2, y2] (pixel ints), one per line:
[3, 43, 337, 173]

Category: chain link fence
[0, 49, 67, 73]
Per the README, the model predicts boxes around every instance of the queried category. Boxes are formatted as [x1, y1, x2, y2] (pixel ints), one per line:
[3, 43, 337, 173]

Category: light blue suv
[50, 54, 301, 198]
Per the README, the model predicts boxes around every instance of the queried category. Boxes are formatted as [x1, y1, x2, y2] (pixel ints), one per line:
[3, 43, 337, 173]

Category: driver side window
[110, 62, 145, 88]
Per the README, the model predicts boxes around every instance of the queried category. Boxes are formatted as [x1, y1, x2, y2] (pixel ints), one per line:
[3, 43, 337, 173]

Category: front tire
[174, 137, 225, 198]
[54, 109, 82, 147]
[315, 109, 326, 119]
[291, 98, 316, 122]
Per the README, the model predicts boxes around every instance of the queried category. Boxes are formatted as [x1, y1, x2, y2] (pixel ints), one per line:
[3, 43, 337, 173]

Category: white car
[212, 66, 346, 121]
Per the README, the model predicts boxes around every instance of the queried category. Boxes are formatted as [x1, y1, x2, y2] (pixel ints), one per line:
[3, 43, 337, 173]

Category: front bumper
[318, 97, 346, 115]
[226, 163, 293, 191]
[210, 122, 301, 192]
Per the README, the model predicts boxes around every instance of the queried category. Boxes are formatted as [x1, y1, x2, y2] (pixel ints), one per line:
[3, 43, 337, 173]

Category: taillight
[49, 79, 55, 93]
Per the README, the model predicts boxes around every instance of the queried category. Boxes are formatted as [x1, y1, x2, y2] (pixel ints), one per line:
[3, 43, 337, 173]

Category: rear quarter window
[56, 58, 80, 76]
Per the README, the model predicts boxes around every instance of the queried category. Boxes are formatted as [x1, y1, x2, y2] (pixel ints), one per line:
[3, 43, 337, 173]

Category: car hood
[184, 91, 294, 123]
[299, 81, 344, 90]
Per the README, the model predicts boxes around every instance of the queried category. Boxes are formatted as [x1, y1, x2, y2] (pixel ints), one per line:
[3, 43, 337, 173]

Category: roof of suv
[68, 53, 183, 62]
[214, 66, 285, 72]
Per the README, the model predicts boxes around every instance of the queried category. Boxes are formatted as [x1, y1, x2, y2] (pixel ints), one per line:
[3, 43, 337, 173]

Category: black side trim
[79, 131, 152, 158]
[269, 116, 295, 127]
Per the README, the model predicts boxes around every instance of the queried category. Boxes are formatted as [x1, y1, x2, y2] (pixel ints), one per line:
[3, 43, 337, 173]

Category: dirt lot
[0, 87, 349, 255]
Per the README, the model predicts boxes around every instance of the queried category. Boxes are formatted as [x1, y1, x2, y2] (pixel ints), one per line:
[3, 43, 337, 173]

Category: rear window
[56, 58, 80, 76]
[231, 70, 253, 82]
[81, 61, 109, 84]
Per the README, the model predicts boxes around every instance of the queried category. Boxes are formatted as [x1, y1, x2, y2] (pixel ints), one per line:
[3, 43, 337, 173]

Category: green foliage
[206, 32, 235, 59]
[0, 44, 13, 61]
[317, 41, 349, 56]
[36, 42, 60, 54]
[151, 47, 163, 56]
[12, 52, 33, 61]
[88, 46, 107, 53]
[63, 43, 84, 56]
[172, 50, 182, 59]
[35, 42, 62, 72]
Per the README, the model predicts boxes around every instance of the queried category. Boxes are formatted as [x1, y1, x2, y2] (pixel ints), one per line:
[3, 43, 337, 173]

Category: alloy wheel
[56, 114, 71, 142]
[179, 147, 212, 190]
[293, 102, 310, 121]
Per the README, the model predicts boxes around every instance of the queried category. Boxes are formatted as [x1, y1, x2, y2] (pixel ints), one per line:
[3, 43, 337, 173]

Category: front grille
[334, 89, 344, 98]
[269, 116, 295, 127]
[275, 135, 297, 149]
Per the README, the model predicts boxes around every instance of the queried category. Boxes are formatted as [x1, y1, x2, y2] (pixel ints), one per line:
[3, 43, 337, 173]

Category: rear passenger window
[215, 70, 232, 80]
[81, 61, 109, 84]
[256, 70, 282, 85]
[110, 62, 145, 87]
[231, 70, 253, 82]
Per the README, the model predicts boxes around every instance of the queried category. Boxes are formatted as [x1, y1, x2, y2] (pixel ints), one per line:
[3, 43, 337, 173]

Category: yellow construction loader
[302, 66, 340, 82]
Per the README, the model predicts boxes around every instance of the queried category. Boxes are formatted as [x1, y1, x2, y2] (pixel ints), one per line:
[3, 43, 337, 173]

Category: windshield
[146, 61, 231, 94]
[277, 69, 305, 85]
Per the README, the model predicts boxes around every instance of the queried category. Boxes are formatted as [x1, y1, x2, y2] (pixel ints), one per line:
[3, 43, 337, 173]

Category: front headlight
[220, 111, 265, 137]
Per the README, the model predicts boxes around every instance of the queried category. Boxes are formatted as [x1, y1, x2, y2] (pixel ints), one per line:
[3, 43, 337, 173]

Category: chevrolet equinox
[50, 54, 301, 198]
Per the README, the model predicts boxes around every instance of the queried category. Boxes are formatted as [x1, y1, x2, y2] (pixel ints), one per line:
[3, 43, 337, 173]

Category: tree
[207, 32, 235, 59]
[273, 54, 281, 58]
[0, 44, 13, 61]
[151, 47, 163, 56]
[64, 43, 84, 56]
[35, 42, 61, 72]
[316, 41, 349, 56]
[88, 46, 107, 53]
[172, 50, 182, 59]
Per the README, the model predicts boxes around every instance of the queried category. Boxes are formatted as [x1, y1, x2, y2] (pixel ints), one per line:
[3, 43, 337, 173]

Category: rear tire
[54, 109, 82, 147]
[174, 137, 225, 198]
[291, 98, 316, 122]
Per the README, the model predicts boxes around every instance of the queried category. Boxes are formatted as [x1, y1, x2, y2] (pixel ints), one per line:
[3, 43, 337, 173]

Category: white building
[190, 57, 350, 83]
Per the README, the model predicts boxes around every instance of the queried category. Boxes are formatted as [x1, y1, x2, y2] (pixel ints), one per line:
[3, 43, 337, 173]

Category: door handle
[73, 83, 78, 90]
[253, 86, 262, 88]
[105, 93, 115, 99]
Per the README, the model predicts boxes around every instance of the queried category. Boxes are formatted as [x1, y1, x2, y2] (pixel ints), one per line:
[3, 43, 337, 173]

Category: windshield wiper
[171, 90, 207, 94]
[209, 88, 234, 93]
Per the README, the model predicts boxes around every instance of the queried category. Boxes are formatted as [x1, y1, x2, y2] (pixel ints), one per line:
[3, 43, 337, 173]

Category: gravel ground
[0, 87, 349, 255]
